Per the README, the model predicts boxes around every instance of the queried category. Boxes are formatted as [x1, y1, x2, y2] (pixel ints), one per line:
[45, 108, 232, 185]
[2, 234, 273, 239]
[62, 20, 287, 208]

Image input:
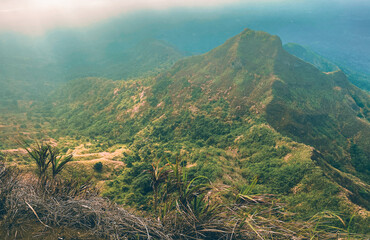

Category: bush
[93, 162, 103, 173]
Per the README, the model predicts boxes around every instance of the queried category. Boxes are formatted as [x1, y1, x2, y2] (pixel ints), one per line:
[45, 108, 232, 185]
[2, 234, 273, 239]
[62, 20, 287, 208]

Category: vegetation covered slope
[41, 29, 370, 232]
[270, 44, 369, 182]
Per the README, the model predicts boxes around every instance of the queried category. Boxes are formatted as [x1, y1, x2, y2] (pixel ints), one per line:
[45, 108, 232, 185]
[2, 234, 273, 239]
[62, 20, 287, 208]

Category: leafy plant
[20, 140, 73, 184]
[22, 141, 51, 184]
[48, 145, 73, 178]
[236, 176, 258, 203]
[145, 160, 170, 211]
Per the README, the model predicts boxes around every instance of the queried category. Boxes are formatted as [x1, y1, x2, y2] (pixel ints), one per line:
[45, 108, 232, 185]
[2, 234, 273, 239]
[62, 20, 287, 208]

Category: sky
[0, 0, 293, 34]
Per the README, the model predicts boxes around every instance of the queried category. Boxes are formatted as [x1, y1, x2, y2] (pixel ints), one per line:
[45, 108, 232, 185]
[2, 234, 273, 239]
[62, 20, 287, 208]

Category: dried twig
[25, 201, 52, 229]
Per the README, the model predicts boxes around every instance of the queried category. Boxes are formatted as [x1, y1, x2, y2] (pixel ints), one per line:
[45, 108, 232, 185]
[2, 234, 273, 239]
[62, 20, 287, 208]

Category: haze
[2, 0, 368, 35]
[0, 0, 261, 34]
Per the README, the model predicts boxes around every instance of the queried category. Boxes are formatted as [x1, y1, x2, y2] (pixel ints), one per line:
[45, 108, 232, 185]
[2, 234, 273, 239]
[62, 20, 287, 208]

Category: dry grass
[1, 170, 169, 239]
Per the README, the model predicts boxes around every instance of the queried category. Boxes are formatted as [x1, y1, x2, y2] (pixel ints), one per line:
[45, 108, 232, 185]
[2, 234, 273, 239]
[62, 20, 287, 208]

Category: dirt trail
[2, 143, 127, 167]
[71, 144, 127, 165]
[1, 148, 27, 154]
[71, 159, 124, 165]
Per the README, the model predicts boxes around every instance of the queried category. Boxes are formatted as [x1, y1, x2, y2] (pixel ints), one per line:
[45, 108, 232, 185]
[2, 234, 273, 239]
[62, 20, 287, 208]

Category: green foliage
[146, 160, 171, 211]
[268, 49, 370, 183]
[23, 141, 51, 183]
[48, 145, 73, 178]
[143, 157, 216, 226]
[284, 168, 340, 216]
[284, 42, 370, 91]
[283, 43, 339, 73]
[104, 160, 152, 209]
[191, 86, 202, 100]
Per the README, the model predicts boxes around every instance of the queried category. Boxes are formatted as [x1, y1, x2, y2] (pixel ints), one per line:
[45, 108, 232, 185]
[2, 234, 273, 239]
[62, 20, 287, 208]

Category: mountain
[153, 29, 369, 168]
[44, 29, 369, 226]
[284, 43, 370, 91]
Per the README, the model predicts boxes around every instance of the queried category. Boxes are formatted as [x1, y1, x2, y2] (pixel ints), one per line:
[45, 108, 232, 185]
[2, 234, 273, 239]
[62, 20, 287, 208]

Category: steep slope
[44, 29, 369, 225]
[270, 43, 369, 179]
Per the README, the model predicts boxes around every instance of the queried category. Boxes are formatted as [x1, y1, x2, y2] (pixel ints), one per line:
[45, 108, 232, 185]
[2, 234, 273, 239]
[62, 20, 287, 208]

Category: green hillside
[36, 29, 370, 233]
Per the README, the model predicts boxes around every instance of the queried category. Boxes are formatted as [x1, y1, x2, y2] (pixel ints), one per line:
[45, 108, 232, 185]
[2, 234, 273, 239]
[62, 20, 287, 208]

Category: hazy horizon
[0, 0, 264, 34]
[1, 0, 369, 35]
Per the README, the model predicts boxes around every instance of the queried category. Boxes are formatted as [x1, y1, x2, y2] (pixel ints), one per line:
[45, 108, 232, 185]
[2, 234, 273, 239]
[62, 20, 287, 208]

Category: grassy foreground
[0, 144, 368, 239]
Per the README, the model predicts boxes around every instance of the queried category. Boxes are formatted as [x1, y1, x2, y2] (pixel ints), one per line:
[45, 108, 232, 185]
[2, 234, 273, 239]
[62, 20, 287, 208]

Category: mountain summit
[151, 29, 284, 112]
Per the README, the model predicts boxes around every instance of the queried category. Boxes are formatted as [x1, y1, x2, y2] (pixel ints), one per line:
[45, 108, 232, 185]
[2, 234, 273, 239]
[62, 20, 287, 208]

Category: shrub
[93, 162, 103, 173]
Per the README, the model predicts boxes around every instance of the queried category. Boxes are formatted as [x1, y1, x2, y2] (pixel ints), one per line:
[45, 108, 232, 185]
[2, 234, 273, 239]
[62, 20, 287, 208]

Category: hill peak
[202, 28, 283, 76]
[239, 28, 282, 47]
[237, 29, 283, 73]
